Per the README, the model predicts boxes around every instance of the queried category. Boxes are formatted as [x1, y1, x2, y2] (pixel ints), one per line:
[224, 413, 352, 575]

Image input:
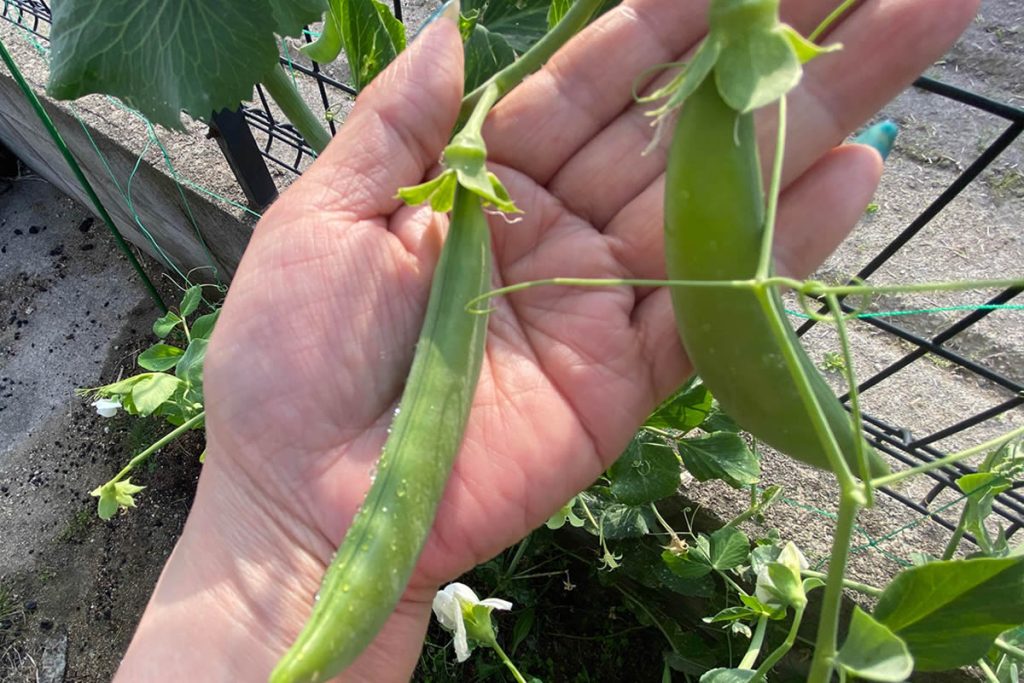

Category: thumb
[300, 12, 465, 218]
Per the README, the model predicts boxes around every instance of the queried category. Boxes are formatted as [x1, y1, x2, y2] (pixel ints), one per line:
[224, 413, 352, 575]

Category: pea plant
[76, 285, 216, 519]
[458, 0, 1024, 680]
[45, 0, 1024, 680]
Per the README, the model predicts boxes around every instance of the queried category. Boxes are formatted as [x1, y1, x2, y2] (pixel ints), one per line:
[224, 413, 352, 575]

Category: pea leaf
[547, 0, 572, 29]
[462, 0, 549, 53]
[646, 381, 712, 432]
[190, 310, 221, 341]
[677, 432, 760, 488]
[153, 311, 182, 338]
[662, 549, 712, 580]
[874, 557, 1024, 671]
[707, 527, 749, 570]
[137, 344, 185, 372]
[464, 24, 516, 91]
[835, 607, 914, 682]
[179, 286, 203, 317]
[176, 338, 209, 391]
[578, 488, 653, 540]
[608, 434, 681, 505]
[617, 539, 714, 597]
[131, 373, 184, 416]
[47, 0, 327, 129]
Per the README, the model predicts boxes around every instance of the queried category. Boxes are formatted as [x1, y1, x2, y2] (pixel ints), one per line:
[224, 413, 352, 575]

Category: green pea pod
[270, 185, 492, 682]
[664, 76, 888, 479]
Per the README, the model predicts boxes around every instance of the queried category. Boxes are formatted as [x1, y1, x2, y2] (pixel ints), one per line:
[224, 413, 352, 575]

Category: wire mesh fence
[0, 0, 1021, 554]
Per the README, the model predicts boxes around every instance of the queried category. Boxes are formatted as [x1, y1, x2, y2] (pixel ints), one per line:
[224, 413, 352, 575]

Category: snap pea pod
[664, 75, 889, 478]
[269, 185, 491, 683]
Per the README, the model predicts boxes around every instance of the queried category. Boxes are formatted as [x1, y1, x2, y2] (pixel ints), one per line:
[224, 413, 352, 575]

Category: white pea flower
[432, 582, 512, 662]
[91, 397, 121, 418]
[755, 541, 809, 609]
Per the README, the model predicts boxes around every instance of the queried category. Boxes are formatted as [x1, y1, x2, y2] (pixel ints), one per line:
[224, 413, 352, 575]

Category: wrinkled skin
[115, 0, 979, 680]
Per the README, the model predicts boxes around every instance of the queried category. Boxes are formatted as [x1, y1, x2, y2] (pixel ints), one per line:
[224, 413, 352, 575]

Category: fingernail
[852, 120, 899, 161]
[415, 0, 457, 37]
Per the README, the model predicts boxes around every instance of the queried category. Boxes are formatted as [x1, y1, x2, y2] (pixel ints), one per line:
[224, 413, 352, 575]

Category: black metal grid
[240, 0, 404, 175]
[1, 1, 1021, 545]
[1, 0, 50, 41]
[794, 77, 1024, 541]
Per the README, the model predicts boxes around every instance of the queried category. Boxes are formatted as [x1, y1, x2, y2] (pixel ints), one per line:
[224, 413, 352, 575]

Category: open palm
[123, 0, 978, 680]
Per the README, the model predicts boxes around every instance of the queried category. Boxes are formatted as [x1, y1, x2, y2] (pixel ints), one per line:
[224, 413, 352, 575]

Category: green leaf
[677, 432, 760, 488]
[835, 606, 914, 682]
[646, 381, 712, 432]
[662, 549, 712, 579]
[510, 607, 534, 655]
[699, 668, 755, 683]
[699, 405, 742, 434]
[959, 471, 1013, 556]
[137, 343, 185, 372]
[609, 435, 681, 505]
[615, 539, 713, 597]
[462, 0, 549, 53]
[707, 527, 750, 571]
[131, 374, 183, 416]
[874, 557, 1024, 671]
[190, 310, 221, 341]
[47, 0, 326, 129]
[464, 23, 517, 91]
[547, 0, 572, 29]
[327, 0, 405, 90]
[153, 311, 182, 338]
[176, 338, 209, 391]
[579, 488, 653, 540]
[179, 286, 203, 317]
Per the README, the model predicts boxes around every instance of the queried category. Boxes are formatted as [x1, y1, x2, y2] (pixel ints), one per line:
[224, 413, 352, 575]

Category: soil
[0, 1, 1022, 682]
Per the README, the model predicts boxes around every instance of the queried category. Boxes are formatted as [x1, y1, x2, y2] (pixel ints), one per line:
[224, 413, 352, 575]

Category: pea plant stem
[751, 604, 806, 681]
[826, 293, 873, 505]
[871, 424, 1024, 488]
[458, 0, 604, 125]
[800, 570, 882, 598]
[756, 96, 787, 280]
[261, 64, 332, 154]
[941, 502, 970, 560]
[470, 275, 1024, 313]
[109, 411, 206, 484]
[808, 0, 858, 41]
[807, 493, 861, 683]
[994, 637, 1024, 661]
[739, 615, 769, 669]
[754, 283, 857, 489]
[490, 640, 528, 683]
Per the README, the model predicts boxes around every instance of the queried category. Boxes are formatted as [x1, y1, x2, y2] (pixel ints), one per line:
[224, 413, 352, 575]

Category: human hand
[116, 1, 978, 680]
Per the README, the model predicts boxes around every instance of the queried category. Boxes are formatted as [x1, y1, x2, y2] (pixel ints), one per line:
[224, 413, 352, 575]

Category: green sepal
[779, 24, 842, 63]
[641, 38, 720, 121]
[397, 171, 459, 212]
[642, 0, 841, 118]
[397, 162, 519, 213]
[714, 27, 801, 113]
[91, 479, 146, 520]
[463, 603, 499, 647]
